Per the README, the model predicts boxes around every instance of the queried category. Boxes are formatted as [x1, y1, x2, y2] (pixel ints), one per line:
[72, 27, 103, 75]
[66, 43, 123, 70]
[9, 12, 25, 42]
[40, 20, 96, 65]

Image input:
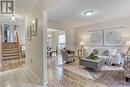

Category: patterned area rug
[59, 63, 130, 87]
[0, 58, 25, 72]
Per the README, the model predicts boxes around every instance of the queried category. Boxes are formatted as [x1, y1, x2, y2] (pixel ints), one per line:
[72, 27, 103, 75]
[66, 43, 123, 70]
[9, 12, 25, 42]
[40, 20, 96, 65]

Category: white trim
[43, 10, 48, 87]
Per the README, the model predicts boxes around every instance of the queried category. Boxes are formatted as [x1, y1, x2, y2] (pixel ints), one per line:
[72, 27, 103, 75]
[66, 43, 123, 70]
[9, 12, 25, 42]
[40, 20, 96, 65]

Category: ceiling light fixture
[82, 10, 95, 16]
[11, 16, 15, 21]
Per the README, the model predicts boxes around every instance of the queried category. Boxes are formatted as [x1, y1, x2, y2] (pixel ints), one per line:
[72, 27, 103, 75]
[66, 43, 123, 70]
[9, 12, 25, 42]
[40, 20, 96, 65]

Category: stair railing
[16, 32, 20, 48]
[16, 32, 21, 58]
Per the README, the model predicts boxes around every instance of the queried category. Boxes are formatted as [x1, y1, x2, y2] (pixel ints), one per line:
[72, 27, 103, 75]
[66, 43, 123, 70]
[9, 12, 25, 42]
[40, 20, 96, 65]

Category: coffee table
[80, 57, 105, 70]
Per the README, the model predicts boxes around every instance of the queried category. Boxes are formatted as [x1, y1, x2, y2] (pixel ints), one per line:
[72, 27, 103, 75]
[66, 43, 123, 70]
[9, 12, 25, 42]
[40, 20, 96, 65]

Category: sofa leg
[126, 77, 129, 82]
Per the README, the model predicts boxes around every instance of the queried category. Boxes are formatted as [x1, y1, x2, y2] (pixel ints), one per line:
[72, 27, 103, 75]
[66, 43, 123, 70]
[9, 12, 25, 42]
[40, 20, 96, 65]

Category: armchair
[61, 49, 75, 63]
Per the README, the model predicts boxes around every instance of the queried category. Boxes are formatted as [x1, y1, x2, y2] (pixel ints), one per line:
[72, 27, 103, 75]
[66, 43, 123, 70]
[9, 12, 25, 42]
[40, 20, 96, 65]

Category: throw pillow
[103, 50, 109, 56]
[93, 49, 98, 54]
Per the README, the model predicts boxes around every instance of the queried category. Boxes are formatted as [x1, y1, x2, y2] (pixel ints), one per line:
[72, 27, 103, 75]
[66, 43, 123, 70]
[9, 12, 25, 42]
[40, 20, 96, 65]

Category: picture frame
[32, 18, 37, 36]
[88, 31, 103, 46]
[27, 26, 32, 40]
[104, 29, 125, 46]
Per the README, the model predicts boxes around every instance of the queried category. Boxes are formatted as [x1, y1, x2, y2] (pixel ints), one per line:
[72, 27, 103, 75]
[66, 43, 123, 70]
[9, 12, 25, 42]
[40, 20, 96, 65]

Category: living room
[48, 0, 130, 87]
[1, 0, 130, 87]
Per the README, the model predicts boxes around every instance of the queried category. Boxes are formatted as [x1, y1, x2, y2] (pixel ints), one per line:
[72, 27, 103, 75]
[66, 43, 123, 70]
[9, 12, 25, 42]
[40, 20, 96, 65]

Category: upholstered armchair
[124, 58, 130, 82]
[61, 49, 75, 63]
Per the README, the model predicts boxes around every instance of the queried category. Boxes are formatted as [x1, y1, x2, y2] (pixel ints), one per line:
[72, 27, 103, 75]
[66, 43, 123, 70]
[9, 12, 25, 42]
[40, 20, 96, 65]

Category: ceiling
[15, 0, 40, 16]
[48, 28, 65, 32]
[48, 0, 130, 28]
[48, 28, 60, 32]
[0, 0, 39, 23]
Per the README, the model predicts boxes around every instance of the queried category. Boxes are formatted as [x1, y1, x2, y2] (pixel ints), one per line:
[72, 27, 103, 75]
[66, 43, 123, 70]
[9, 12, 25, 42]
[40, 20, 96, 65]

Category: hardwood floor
[48, 55, 107, 87]
[0, 55, 108, 87]
[0, 58, 44, 87]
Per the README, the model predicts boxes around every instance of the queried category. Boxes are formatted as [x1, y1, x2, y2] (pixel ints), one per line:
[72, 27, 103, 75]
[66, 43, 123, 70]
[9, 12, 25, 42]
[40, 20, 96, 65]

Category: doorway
[47, 28, 66, 57]
[2, 24, 16, 42]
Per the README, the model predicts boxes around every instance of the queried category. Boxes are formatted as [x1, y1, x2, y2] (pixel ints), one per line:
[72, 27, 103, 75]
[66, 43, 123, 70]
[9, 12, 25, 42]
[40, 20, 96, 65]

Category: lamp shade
[126, 41, 130, 46]
[80, 42, 85, 46]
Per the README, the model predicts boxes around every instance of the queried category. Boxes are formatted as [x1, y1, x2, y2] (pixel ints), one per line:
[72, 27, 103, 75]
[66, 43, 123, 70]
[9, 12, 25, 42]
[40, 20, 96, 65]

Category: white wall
[16, 17, 25, 44]
[26, 0, 48, 85]
[48, 22, 75, 51]
[0, 16, 25, 44]
[75, 17, 130, 53]
[0, 26, 1, 65]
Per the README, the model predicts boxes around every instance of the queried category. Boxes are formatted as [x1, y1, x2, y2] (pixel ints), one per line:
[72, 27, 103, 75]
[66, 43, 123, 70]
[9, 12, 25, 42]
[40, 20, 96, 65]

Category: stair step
[2, 46, 16, 48]
[3, 47, 17, 49]
[3, 48, 18, 51]
[2, 42, 20, 60]
[3, 55, 19, 57]
[3, 50, 19, 54]
[2, 42, 16, 44]
[3, 43, 16, 45]
[3, 53, 20, 57]
[3, 56, 19, 60]
[3, 45, 16, 47]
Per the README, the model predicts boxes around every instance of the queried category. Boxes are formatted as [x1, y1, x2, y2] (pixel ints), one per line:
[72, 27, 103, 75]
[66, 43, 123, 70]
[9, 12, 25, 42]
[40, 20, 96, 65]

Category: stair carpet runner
[2, 42, 20, 61]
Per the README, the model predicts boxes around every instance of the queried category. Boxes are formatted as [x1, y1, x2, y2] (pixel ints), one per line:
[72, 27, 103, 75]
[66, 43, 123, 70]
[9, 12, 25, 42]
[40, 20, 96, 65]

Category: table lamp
[80, 42, 85, 50]
[126, 41, 130, 55]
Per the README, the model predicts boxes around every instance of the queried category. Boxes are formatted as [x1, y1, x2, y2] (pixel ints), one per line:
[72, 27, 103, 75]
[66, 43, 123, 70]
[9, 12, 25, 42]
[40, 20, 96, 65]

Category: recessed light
[82, 10, 95, 16]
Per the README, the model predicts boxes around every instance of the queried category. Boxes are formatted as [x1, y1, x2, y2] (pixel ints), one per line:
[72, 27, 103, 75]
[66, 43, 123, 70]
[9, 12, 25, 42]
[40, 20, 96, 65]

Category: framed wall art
[27, 26, 32, 40]
[104, 29, 125, 46]
[32, 18, 37, 36]
[88, 31, 103, 46]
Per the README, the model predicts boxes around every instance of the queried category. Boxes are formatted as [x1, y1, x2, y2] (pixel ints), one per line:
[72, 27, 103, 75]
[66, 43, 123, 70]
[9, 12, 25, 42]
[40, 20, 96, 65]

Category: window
[58, 34, 65, 49]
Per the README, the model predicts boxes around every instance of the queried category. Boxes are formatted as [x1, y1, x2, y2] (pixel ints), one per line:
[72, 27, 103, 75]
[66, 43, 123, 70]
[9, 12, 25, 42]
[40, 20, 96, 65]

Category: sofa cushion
[108, 49, 117, 56]
[103, 50, 109, 56]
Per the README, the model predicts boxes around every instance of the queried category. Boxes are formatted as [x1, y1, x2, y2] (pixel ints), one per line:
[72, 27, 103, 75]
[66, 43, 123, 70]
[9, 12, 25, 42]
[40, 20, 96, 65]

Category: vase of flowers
[87, 52, 97, 60]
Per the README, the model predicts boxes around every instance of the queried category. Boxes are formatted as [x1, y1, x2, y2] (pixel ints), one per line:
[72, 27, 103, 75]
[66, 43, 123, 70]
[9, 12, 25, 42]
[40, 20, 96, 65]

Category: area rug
[0, 59, 25, 72]
[59, 63, 130, 87]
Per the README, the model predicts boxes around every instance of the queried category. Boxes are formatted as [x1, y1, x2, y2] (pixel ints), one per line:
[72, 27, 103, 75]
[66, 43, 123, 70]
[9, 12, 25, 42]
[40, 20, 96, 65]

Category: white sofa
[87, 48, 124, 65]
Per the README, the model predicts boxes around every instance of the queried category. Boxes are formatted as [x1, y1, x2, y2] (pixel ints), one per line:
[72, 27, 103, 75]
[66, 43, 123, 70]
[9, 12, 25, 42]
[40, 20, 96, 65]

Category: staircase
[2, 42, 20, 61]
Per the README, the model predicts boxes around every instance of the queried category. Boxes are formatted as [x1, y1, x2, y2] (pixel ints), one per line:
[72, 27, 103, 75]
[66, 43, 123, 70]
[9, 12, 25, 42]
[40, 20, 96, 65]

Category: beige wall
[75, 17, 130, 53]
[25, 0, 48, 85]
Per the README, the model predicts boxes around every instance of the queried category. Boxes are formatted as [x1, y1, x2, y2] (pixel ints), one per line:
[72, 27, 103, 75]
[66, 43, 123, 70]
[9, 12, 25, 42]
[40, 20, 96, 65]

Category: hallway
[0, 59, 43, 87]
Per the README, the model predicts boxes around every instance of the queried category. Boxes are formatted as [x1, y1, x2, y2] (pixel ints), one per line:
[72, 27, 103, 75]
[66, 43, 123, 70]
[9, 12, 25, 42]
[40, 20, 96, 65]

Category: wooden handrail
[16, 32, 20, 51]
